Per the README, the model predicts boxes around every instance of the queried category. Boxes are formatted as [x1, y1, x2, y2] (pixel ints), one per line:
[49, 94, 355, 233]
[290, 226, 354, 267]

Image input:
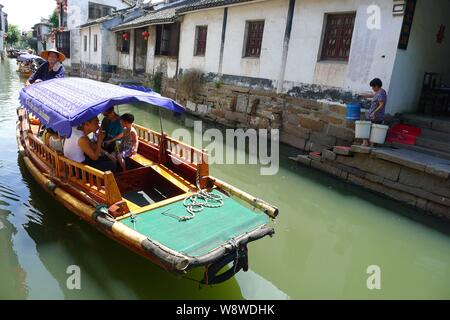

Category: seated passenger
[63, 116, 117, 173]
[43, 128, 64, 153]
[101, 107, 124, 153]
[115, 113, 139, 172]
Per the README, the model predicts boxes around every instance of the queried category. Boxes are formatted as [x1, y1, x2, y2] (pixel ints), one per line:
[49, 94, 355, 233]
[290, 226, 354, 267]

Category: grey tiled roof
[80, 13, 122, 28]
[111, 0, 199, 30]
[111, 7, 177, 30]
[176, 0, 257, 13]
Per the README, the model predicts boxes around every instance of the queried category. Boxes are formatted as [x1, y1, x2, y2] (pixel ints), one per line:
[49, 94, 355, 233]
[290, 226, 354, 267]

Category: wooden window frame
[320, 12, 356, 62]
[243, 20, 265, 58]
[194, 25, 208, 56]
[56, 31, 71, 59]
[155, 24, 179, 57]
[116, 32, 130, 54]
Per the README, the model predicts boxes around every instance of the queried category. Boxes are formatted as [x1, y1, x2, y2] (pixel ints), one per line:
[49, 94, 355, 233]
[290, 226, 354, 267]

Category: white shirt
[63, 128, 86, 163]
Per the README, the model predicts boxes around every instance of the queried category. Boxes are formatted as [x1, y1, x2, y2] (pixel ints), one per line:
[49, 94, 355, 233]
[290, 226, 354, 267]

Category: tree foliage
[6, 24, 20, 46]
[49, 9, 59, 28]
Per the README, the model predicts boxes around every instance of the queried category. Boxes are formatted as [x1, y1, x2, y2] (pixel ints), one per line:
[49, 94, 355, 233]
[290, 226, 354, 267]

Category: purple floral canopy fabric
[19, 77, 185, 137]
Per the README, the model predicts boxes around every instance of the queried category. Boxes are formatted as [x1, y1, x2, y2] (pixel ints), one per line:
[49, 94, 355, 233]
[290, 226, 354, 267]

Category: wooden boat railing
[26, 132, 122, 206]
[134, 124, 161, 148]
[133, 124, 209, 188]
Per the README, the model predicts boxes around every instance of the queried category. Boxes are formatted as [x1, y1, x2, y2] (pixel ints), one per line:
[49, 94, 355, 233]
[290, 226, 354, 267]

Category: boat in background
[16, 53, 45, 77]
[16, 78, 278, 285]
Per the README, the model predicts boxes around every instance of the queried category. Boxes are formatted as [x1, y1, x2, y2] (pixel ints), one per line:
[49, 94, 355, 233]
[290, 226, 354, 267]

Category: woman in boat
[25, 49, 65, 86]
[115, 113, 139, 172]
[101, 107, 124, 153]
[63, 116, 117, 173]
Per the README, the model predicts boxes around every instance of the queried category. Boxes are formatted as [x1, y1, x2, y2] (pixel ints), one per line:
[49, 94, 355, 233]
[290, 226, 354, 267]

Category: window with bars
[194, 26, 207, 56]
[56, 31, 70, 58]
[320, 13, 356, 61]
[116, 32, 130, 54]
[244, 20, 264, 58]
[155, 24, 179, 56]
[94, 34, 98, 52]
[88, 2, 115, 20]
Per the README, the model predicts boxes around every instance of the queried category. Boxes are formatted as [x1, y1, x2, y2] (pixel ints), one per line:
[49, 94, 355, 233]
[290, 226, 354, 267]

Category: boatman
[26, 49, 65, 86]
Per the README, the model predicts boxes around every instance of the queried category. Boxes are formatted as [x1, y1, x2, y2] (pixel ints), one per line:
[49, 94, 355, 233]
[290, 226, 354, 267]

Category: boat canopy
[19, 77, 185, 137]
[17, 54, 45, 62]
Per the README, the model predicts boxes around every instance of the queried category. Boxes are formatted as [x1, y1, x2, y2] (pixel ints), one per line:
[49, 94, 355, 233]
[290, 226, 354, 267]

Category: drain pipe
[276, 0, 296, 94]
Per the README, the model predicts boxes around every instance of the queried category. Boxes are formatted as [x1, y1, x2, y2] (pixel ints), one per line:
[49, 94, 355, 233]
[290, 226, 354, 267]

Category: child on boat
[115, 113, 138, 172]
[101, 107, 124, 153]
[43, 127, 64, 154]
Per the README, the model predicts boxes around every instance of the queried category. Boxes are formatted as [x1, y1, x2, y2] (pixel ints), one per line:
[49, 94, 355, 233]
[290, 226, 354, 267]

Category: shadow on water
[2, 58, 450, 299]
[16, 156, 244, 299]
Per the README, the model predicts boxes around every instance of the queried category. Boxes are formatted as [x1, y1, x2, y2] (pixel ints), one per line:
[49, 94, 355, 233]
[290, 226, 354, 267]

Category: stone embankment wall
[294, 147, 450, 220]
[162, 78, 358, 151]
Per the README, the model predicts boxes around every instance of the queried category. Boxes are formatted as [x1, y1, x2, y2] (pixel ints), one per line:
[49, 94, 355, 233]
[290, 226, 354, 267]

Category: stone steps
[388, 142, 450, 161]
[401, 114, 450, 133]
[416, 136, 450, 153]
[421, 128, 450, 141]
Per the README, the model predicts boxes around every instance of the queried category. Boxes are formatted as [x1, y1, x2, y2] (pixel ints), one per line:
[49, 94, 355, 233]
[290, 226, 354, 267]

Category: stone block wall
[294, 151, 450, 220]
[162, 78, 356, 151]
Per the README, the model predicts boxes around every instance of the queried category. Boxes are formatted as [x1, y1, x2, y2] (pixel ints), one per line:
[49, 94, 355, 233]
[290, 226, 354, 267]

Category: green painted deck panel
[121, 190, 269, 257]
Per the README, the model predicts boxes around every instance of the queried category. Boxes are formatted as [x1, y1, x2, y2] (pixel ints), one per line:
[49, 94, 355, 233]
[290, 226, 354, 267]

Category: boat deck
[120, 190, 270, 257]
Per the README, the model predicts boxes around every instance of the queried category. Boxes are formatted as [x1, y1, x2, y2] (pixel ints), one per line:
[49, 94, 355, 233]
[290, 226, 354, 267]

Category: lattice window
[89, 2, 115, 20]
[244, 20, 264, 58]
[194, 26, 208, 56]
[321, 13, 356, 61]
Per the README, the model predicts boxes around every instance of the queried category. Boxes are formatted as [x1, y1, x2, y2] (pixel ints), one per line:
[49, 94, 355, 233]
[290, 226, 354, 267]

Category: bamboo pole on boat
[208, 176, 279, 219]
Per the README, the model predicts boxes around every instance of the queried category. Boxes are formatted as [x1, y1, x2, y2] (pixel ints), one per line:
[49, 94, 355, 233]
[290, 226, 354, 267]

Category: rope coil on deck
[162, 170, 224, 222]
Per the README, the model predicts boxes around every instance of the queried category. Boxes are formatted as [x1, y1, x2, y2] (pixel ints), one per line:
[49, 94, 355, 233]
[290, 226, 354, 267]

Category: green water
[1, 58, 449, 300]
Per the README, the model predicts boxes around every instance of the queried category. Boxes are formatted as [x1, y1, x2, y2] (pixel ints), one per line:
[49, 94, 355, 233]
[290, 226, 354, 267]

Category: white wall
[80, 24, 102, 65]
[178, 8, 224, 74]
[222, 0, 288, 80]
[67, 0, 130, 65]
[284, 0, 403, 93]
[102, 26, 119, 66]
[178, 0, 403, 97]
[388, 0, 450, 114]
[118, 29, 135, 70]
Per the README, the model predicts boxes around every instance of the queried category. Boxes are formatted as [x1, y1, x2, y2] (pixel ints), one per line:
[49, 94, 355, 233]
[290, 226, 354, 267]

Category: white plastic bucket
[355, 121, 372, 139]
[370, 124, 389, 144]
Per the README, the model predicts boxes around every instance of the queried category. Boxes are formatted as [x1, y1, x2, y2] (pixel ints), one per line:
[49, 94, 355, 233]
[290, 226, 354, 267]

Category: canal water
[1, 58, 449, 300]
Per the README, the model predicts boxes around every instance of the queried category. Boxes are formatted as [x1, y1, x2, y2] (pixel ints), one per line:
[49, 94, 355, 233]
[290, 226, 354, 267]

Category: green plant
[213, 78, 223, 89]
[178, 69, 203, 99]
[152, 72, 163, 94]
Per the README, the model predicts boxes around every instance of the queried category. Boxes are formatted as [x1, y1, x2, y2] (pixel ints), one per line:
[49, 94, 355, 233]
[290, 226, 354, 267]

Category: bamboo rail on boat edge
[208, 176, 279, 219]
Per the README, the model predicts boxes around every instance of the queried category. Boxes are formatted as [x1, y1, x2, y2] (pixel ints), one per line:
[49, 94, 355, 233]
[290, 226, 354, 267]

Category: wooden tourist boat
[16, 78, 278, 285]
[16, 53, 45, 77]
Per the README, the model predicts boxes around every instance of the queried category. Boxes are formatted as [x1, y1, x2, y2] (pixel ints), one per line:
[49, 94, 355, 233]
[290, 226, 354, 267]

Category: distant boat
[16, 78, 278, 285]
[16, 54, 45, 77]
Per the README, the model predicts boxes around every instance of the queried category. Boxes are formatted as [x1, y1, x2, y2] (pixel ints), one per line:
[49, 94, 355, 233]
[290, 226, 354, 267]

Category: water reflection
[1, 58, 450, 300]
